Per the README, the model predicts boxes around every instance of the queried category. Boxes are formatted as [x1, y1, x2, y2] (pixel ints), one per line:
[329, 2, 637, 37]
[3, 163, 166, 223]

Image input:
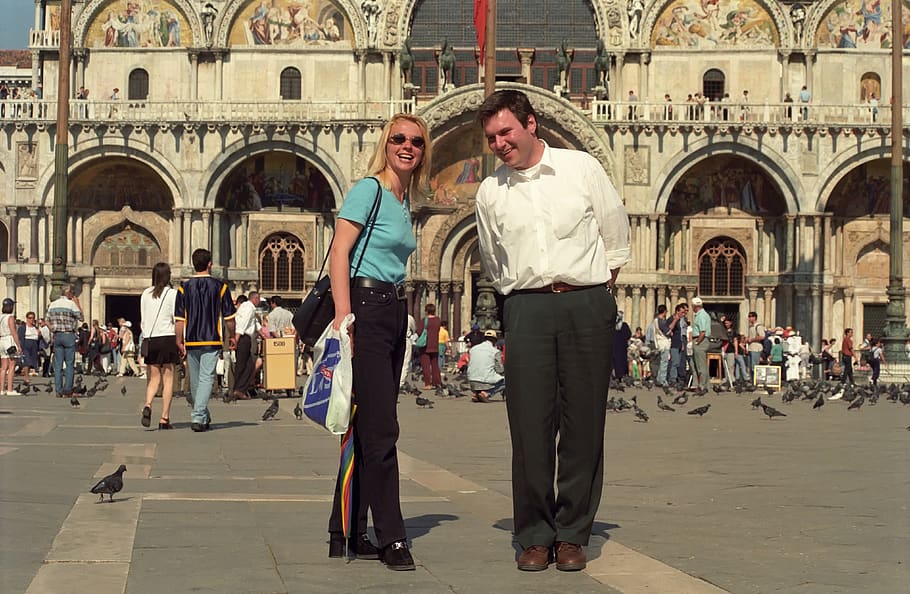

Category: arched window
[280, 67, 301, 100]
[128, 69, 149, 100]
[703, 69, 725, 102]
[698, 237, 745, 296]
[260, 234, 306, 292]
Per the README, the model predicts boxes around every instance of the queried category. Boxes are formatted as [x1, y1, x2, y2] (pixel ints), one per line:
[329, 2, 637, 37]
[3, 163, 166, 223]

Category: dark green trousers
[503, 285, 615, 548]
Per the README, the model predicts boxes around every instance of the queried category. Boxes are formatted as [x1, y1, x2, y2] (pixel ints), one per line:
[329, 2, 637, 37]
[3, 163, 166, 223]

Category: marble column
[822, 288, 834, 340]
[356, 50, 368, 101]
[785, 216, 795, 272]
[452, 282, 463, 336]
[34, 0, 41, 30]
[835, 223, 844, 276]
[656, 215, 667, 270]
[188, 51, 199, 100]
[28, 208, 39, 262]
[382, 51, 391, 102]
[615, 286, 627, 315]
[211, 209, 222, 266]
[183, 210, 193, 266]
[28, 275, 38, 312]
[796, 215, 806, 272]
[823, 215, 832, 273]
[843, 288, 854, 329]
[440, 282, 451, 322]
[755, 220, 764, 273]
[810, 286, 821, 346]
[669, 287, 679, 307]
[763, 287, 774, 326]
[75, 213, 84, 264]
[240, 214, 249, 268]
[81, 277, 93, 323]
[681, 219, 690, 272]
[644, 286, 655, 325]
[631, 286, 641, 330]
[805, 51, 815, 91]
[812, 216, 822, 276]
[215, 53, 224, 100]
[66, 213, 74, 264]
[31, 49, 40, 92]
[648, 215, 657, 271]
[748, 288, 758, 316]
[201, 210, 211, 253]
[613, 52, 624, 101]
[7, 208, 18, 262]
[517, 49, 535, 85]
[171, 211, 183, 266]
[779, 51, 790, 100]
[639, 52, 650, 100]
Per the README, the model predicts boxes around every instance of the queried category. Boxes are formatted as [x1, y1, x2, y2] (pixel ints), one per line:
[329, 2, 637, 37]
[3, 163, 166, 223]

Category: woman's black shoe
[350, 533, 379, 560]
[328, 533, 345, 558]
[382, 540, 415, 571]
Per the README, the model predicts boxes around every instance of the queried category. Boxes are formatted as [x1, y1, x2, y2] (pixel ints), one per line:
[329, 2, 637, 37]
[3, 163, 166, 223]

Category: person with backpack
[646, 305, 672, 386]
[745, 311, 765, 374]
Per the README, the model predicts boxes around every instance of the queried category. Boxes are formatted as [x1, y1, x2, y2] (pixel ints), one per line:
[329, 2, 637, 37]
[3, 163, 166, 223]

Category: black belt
[512, 282, 605, 295]
[351, 277, 407, 301]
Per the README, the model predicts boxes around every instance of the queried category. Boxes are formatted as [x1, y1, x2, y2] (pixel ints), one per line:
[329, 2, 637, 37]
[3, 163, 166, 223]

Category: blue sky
[0, 0, 34, 50]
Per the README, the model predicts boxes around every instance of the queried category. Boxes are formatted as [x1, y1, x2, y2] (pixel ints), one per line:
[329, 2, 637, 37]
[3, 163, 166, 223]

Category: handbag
[294, 178, 383, 347]
[141, 287, 169, 359]
[414, 317, 428, 348]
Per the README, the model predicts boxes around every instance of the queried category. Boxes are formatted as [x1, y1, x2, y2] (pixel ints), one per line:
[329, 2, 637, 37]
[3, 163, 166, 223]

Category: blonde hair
[367, 113, 432, 198]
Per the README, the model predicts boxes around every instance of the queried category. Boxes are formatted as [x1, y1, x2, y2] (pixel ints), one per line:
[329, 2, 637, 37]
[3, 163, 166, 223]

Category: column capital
[516, 48, 536, 65]
[28, 207, 39, 216]
[452, 281, 464, 294]
[641, 52, 651, 64]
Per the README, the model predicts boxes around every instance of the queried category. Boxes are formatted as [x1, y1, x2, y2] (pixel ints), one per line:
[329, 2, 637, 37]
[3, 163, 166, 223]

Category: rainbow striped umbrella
[338, 404, 358, 538]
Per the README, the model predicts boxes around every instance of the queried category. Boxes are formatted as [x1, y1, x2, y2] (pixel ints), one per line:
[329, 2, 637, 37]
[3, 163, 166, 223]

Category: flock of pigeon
[599, 374, 910, 425]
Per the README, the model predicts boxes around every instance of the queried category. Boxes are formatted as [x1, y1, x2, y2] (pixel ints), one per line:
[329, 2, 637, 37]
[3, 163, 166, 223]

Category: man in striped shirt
[175, 249, 236, 432]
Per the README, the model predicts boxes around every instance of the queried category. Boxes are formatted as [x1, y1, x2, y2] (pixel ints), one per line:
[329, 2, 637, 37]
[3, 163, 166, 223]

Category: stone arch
[420, 82, 618, 182]
[642, 0, 792, 49]
[74, 0, 202, 48]
[653, 137, 802, 215]
[84, 207, 170, 269]
[202, 138, 347, 211]
[36, 144, 187, 211]
[814, 148, 908, 213]
[428, 204, 478, 281]
[216, 0, 366, 48]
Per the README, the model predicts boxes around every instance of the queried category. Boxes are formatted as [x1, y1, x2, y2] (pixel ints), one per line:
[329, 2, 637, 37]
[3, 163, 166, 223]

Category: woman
[326, 113, 431, 570]
[733, 333, 749, 383]
[86, 320, 106, 375]
[0, 298, 24, 395]
[416, 303, 442, 389]
[140, 263, 180, 429]
[17, 311, 40, 387]
[117, 319, 142, 377]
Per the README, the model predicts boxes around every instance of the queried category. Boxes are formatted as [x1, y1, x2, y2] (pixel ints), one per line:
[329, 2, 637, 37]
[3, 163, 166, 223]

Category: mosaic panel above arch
[81, 0, 195, 48]
[825, 159, 910, 218]
[226, 0, 353, 47]
[814, 0, 910, 49]
[69, 157, 174, 212]
[666, 155, 786, 216]
[215, 152, 335, 212]
[650, 0, 780, 48]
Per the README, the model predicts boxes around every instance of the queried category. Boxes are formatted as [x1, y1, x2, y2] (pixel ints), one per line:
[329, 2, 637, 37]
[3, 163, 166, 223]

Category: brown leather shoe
[555, 542, 586, 571]
[517, 545, 550, 571]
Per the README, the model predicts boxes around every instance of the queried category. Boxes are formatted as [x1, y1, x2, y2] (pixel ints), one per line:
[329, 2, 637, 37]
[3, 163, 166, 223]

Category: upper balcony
[0, 97, 904, 132]
[29, 29, 60, 49]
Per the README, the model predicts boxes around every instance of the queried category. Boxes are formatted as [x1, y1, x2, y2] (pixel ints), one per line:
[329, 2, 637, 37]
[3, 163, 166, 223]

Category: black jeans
[840, 354, 854, 385]
[328, 285, 408, 547]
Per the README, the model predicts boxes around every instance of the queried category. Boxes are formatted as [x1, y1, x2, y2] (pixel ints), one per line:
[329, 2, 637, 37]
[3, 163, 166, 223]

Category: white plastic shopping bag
[302, 314, 355, 435]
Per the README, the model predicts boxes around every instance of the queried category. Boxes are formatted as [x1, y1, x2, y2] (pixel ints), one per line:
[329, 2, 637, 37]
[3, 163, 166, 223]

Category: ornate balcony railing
[29, 29, 60, 48]
[0, 98, 416, 123]
[0, 97, 904, 129]
[590, 99, 905, 127]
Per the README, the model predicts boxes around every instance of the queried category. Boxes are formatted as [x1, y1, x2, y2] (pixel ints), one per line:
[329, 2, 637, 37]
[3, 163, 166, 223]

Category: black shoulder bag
[293, 178, 383, 347]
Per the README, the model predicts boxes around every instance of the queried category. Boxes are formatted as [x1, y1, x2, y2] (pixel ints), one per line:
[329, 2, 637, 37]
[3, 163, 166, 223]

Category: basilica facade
[1, 0, 909, 345]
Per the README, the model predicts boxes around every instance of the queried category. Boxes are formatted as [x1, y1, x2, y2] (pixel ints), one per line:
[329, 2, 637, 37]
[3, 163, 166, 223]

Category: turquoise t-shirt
[338, 178, 416, 284]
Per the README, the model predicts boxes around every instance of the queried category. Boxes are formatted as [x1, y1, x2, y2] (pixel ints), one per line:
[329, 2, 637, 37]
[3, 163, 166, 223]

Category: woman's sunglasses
[388, 133, 425, 148]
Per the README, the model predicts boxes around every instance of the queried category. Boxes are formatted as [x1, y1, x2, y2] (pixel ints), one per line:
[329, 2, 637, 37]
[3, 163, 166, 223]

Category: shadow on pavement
[406, 514, 459, 540]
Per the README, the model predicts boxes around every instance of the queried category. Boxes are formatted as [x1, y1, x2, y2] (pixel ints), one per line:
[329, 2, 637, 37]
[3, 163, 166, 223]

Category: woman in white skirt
[0, 298, 24, 395]
[139, 263, 180, 429]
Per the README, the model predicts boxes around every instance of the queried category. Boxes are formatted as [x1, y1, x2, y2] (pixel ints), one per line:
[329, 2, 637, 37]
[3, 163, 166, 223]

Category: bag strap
[147, 287, 168, 338]
[312, 177, 384, 282]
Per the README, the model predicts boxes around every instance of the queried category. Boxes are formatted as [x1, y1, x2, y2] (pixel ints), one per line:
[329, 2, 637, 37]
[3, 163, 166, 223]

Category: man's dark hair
[425, 303, 436, 315]
[476, 89, 538, 130]
[236, 295, 248, 305]
[191, 248, 212, 272]
[748, 311, 758, 318]
[656, 304, 667, 315]
[674, 303, 687, 313]
[269, 295, 282, 307]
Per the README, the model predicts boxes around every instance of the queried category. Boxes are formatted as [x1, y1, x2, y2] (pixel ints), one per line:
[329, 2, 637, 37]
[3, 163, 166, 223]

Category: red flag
[474, 0, 487, 62]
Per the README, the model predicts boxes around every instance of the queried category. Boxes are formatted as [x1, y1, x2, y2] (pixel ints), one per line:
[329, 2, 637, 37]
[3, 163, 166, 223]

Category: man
[798, 85, 811, 120]
[690, 297, 712, 394]
[467, 329, 505, 402]
[232, 291, 262, 401]
[647, 305, 672, 386]
[474, 89, 630, 572]
[38, 317, 52, 377]
[667, 302, 688, 387]
[45, 284, 84, 398]
[465, 322, 485, 348]
[745, 311, 765, 376]
[175, 249, 236, 432]
[840, 328, 856, 385]
[266, 296, 293, 337]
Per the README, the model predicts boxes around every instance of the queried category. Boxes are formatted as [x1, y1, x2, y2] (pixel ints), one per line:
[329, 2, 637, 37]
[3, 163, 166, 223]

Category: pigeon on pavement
[415, 395, 434, 408]
[812, 394, 825, 410]
[750, 396, 762, 409]
[120, 385, 127, 396]
[90, 464, 126, 502]
[44, 384, 53, 393]
[634, 406, 649, 423]
[760, 403, 787, 419]
[293, 401, 303, 420]
[847, 394, 865, 411]
[657, 395, 675, 412]
[687, 403, 711, 417]
[262, 397, 279, 421]
[70, 396, 80, 407]
[672, 392, 689, 406]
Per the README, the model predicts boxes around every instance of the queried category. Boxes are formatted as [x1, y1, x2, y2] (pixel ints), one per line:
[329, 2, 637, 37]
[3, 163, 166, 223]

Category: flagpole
[483, 0, 496, 99]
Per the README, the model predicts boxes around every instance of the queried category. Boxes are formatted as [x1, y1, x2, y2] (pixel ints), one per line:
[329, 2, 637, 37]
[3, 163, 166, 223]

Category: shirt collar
[508, 140, 555, 182]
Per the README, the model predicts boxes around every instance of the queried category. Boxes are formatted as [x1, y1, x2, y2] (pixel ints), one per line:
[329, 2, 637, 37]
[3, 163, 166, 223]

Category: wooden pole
[51, 0, 72, 299]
